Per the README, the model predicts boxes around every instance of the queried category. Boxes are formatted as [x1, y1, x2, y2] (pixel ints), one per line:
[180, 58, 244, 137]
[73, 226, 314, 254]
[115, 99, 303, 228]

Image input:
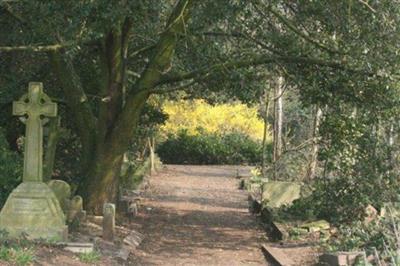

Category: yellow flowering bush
[161, 99, 269, 141]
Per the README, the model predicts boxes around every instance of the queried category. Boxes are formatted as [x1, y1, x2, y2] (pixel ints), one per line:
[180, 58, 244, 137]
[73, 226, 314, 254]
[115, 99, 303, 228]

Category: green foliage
[0, 233, 36, 266]
[0, 246, 35, 266]
[120, 155, 161, 190]
[281, 171, 398, 224]
[157, 130, 263, 165]
[78, 251, 101, 264]
[324, 215, 400, 264]
[0, 129, 22, 208]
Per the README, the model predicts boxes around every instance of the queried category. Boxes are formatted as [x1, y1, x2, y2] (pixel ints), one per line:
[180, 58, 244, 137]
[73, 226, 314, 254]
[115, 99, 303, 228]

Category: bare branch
[357, 0, 376, 13]
[149, 79, 198, 94]
[128, 44, 156, 59]
[0, 43, 73, 52]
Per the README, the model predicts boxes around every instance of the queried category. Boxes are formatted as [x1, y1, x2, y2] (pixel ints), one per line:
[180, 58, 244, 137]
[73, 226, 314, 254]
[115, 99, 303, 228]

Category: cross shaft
[13, 82, 57, 182]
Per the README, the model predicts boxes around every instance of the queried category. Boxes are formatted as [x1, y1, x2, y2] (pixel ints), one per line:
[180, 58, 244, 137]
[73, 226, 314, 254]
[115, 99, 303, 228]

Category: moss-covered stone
[0, 182, 67, 241]
[48, 179, 71, 212]
[262, 181, 301, 209]
[0, 85, 67, 241]
[300, 220, 330, 231]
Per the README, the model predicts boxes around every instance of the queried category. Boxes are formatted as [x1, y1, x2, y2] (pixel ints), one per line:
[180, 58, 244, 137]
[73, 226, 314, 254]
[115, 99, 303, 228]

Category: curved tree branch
[158, 54, 348, 86]
[252, 0, 340, 54]
[107, 0, 194, 154]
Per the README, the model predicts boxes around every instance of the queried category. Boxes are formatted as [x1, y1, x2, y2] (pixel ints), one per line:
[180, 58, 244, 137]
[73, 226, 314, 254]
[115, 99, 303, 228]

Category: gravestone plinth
[0, 82, 67, 241]
[0, 182, 67, 240]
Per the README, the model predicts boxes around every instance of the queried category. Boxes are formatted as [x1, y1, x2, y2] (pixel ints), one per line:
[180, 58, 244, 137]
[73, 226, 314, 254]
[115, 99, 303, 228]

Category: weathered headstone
[68, 195, 84, 223]
[0, 82, 67, 240]
[48, 179, 71, 212]
[103, 203, 115, 242]
[262, 181, 301, 209]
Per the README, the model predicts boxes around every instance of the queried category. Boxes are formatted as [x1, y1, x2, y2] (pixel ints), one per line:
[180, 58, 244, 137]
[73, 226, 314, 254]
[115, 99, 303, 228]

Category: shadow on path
[129, 165, 267, 266]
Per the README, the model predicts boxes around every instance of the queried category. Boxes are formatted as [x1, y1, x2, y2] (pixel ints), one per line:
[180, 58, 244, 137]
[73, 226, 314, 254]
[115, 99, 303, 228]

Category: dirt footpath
[130, 165, 268, 266]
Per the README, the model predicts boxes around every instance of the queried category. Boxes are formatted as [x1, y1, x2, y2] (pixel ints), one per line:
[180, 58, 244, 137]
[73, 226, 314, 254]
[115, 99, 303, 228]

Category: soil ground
[129, 165, 268, 266]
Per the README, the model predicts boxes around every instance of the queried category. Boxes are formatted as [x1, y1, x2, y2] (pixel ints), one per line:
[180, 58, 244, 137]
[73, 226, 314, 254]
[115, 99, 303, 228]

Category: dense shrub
[0, 130, 22, 207]
[161, 100, 267, 141]
[157, 130, 263, 165]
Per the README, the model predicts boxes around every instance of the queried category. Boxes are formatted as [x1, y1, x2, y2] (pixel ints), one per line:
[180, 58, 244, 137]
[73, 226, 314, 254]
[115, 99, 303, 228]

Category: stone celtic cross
[13, 82, 57, 182]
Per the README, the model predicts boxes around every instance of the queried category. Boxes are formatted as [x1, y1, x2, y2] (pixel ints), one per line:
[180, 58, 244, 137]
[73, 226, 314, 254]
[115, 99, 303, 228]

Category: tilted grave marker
[0, 82, 67, 240]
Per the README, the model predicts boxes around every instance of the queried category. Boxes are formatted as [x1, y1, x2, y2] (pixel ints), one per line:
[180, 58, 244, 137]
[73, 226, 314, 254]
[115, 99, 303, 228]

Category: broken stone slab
[261, 244, 296, 266]
[271, 222, 289, 241]
[123, 231, 144, 248]
[63, 242, 94, 254]
[115, 245, 132, 262]
[262, 181, 301, 209]
[288, 227, 308, 237]
[124, 190, 141, 197]
[300, 220, 330, 232]
[87, 215, 104, 224]
[319, 251, 366, 266]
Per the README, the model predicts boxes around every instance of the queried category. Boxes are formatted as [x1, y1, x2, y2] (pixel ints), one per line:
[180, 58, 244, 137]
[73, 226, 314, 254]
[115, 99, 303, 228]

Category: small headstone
[68, 195, 83, 222]
[103, 203, 115, 242]
[88, 215, 103, 224]
[48, 179, 71, 212]
[262, 181, 301, 209]
[115, 246, 131, 262]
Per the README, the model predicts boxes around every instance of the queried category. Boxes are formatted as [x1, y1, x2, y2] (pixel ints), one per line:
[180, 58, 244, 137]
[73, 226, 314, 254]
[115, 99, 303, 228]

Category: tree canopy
[1, 0, 399, 213]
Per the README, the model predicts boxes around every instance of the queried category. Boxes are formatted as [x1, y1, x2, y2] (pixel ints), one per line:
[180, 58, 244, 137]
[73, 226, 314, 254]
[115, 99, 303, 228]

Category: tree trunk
[82, 150, 124, 214]
[148, 136, 156, 175]
[273, 76, 284, 179]
[306, 106, 322, 181]
[50, 0, 193, 214]
[80, 91, 149, 213]
[261, 89, 271, 177]
[43, 117, 61, 182]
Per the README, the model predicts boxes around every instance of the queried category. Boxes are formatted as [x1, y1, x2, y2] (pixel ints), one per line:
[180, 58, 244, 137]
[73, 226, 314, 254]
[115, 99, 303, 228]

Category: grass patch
[78, 251, 101, 264]
[0, 246, 35, 266]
